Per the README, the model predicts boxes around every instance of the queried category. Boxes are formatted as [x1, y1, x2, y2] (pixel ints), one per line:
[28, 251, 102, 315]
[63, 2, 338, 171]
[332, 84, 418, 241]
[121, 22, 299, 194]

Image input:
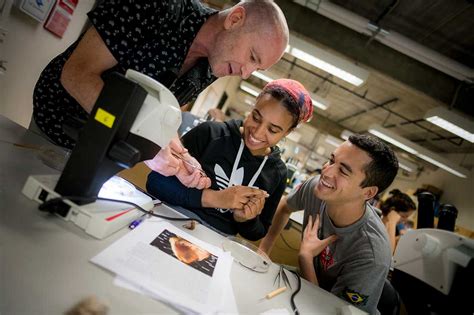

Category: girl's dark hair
[380, 189, 417, 216]
[259, 87, 301, 129]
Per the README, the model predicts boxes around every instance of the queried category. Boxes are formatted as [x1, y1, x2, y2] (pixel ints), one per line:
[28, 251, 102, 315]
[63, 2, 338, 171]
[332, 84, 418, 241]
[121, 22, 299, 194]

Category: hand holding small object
[217, 186, 268, 211]
[174, 152, 211, 189]
[144, 144, 181, 176]
[233, 195, 266, 222]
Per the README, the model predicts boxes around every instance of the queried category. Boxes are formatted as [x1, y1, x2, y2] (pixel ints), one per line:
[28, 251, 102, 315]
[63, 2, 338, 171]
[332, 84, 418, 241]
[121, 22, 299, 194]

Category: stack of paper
[91, 220, 237, 314]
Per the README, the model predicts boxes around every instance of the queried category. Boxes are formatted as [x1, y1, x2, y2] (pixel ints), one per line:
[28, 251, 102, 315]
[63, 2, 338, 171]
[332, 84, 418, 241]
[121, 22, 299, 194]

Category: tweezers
[171, 151, 207, 177]
[274, 265, 292, 290]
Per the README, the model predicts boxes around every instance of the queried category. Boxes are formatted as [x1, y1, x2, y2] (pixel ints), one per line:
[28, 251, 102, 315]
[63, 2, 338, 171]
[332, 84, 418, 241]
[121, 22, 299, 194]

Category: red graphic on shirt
[319, 246, 335, 271]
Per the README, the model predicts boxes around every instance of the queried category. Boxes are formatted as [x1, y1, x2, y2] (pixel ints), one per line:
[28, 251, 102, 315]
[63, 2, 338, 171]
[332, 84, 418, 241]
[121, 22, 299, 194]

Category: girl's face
[242, 93, 294, 156]
[399, 209, 415, 222]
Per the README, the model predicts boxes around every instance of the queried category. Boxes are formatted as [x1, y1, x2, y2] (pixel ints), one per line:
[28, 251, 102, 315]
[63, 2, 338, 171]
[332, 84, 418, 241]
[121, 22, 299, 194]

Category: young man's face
[314, 141, 376, 205]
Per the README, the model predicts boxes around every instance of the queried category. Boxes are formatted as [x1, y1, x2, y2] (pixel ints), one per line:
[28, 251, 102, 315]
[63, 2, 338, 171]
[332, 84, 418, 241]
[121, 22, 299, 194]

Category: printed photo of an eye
[169, 236, 211, 264]
[150, 229, 218, 277]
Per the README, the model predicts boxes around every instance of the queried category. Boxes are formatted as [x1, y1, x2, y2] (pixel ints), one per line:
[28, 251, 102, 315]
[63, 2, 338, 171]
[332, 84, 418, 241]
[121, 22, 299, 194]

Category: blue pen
[129, 214, 146, 229]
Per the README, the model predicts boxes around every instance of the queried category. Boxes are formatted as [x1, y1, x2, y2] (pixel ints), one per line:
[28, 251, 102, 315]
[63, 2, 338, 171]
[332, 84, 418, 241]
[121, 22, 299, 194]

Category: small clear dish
[222, 236, 272, 273]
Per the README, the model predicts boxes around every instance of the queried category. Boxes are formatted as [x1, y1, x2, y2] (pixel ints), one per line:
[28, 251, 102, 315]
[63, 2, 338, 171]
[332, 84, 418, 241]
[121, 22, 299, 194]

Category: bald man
[32, 0, 289, 149]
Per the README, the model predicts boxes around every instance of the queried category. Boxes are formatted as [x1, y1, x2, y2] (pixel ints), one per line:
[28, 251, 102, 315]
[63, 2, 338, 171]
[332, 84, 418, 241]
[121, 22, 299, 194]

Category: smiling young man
[259, 134, 399, 314]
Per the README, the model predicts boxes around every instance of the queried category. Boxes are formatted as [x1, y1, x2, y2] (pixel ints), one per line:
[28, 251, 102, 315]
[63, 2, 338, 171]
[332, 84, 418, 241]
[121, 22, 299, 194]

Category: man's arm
[331, 260, 389, 314]
[61, 26, 118, 113]
[298, 253, 318, 285]
[258, 197, 293, 254]
[383, 210, 401, 255]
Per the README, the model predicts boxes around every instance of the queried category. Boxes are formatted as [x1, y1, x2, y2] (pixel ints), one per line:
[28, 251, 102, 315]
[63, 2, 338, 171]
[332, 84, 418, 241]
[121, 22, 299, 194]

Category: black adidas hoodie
[147, 119, 287, 241]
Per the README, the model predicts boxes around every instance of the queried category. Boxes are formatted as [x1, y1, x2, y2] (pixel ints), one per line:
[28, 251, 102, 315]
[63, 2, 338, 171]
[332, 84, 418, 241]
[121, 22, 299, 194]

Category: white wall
[389, 153, 474, 230]
[0, 1, 95, 126]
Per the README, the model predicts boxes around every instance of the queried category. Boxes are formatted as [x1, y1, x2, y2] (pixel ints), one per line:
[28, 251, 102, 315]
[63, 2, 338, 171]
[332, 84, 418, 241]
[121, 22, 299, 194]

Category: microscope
[389, 189, 473, 314]
[22, 67, 201, 239]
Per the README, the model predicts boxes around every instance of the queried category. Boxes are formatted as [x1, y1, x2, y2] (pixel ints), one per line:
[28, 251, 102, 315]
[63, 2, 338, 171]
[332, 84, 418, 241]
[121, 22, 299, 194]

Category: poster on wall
[43, 0, 78, 38]
[16, 0, 55, 22]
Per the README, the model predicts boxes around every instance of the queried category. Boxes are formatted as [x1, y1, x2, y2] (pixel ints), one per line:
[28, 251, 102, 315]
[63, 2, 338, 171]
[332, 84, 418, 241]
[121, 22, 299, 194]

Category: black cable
[289, 269, 301, 315]
[39, 195, 203, 224]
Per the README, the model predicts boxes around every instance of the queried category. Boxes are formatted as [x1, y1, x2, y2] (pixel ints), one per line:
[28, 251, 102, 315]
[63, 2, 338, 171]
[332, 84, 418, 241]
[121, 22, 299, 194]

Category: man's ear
[224, 6, 246, 30]
[363, 186, 378, 201]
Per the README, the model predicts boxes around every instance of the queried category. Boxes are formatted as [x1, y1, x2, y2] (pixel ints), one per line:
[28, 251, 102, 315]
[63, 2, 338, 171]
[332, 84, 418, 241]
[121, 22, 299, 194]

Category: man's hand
[175, 153, 211, 189]
[299, 214, 338, 259]
[144, 144, 181, 176]
[233, 194, 266, 222]
[145, 137, 211, 189]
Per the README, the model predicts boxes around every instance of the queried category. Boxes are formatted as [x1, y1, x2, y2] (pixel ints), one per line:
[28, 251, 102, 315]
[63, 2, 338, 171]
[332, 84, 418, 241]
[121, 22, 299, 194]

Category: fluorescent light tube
[288, 35, 369, 86]
[251, 72, 329, 110]
[424, 107, 474, 143]
[397, 157, 418, 173]
[311, 94, 329, 110]
[291, 48, 365, 86]
[398, 162, 414, 173]
[312, 98, 328, 110]
[251, 71, 273, 83]
[417, 153, 467, 178]
[368, 124, 469, 178]
[368, 127, 418, 155]
[340, 129, 355, 141]
[240, 82, 261, 97]
[325, 135, 343, 147]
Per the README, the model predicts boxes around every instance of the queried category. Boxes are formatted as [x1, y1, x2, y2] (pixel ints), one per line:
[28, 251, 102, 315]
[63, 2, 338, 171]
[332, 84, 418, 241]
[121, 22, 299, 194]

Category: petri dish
[222, 236, 272, 273]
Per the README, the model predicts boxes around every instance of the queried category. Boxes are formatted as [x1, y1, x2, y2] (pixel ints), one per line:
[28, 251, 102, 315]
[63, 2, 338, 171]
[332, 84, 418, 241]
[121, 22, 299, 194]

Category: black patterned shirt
[33, 0, 217, 149]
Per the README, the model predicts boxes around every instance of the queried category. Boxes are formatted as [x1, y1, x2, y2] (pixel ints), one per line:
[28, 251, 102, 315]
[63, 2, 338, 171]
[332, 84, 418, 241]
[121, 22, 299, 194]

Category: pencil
[264, 286, 287, 299]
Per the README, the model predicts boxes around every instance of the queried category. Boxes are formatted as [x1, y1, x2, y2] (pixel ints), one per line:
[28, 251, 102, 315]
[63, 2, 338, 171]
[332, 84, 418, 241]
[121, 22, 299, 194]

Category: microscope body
[22, 70, 182, 238]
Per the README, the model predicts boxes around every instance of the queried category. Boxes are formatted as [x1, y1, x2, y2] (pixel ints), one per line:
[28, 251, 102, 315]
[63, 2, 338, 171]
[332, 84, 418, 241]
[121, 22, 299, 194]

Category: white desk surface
[290, 210, 305, 226]
[0, 115, 349, 314]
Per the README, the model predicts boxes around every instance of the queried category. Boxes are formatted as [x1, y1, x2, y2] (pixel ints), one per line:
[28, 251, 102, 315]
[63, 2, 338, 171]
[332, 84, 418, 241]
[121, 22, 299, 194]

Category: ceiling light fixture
[251, 71, 329, 110]
[340, 129, 355, 141]
[311, 94, 329, 110]
[324, 134, 343, 147]
[288, 35, 369, 86]
[397, 157, 418, 173]
[251, 71, 273, 83]
[239, 82, 261, 98]
[424, 107, 474, 143]
[368, 124, 469, 178]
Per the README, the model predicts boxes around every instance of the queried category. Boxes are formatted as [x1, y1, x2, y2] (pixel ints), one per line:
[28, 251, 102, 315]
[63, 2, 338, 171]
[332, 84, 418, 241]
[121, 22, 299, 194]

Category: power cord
[289, 269, 302, 315]
[38, 195, 203, 225]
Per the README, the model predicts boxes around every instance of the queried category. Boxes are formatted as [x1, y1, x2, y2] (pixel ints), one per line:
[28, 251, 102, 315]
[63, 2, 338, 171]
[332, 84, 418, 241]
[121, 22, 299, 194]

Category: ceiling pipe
[279, 56, 464, 147]
[365, 0, 399, 47]
[293, 0, 474, 82]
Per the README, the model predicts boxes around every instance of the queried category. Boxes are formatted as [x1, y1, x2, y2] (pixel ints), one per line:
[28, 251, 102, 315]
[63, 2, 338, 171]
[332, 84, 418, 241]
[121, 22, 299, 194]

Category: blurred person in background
[380, 189, 417, 255]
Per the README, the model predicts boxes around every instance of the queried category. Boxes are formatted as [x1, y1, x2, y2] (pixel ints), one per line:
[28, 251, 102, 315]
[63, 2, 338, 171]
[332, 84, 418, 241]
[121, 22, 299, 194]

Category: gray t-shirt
[287, 176, 391, 314]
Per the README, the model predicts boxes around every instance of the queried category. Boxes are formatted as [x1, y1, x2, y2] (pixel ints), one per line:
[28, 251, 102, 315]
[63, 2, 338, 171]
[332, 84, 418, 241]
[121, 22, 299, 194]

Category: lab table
[0, 115, 351, 314]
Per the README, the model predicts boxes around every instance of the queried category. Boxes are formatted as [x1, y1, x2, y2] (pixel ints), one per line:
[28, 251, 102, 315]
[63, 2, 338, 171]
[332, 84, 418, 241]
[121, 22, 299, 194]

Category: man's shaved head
[204, 0, 289, 78]
[239, 0, 289, 47]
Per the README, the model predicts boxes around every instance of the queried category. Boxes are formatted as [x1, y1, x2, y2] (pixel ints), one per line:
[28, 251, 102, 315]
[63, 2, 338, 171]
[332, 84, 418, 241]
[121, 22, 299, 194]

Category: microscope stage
[22, 174, 154, 239]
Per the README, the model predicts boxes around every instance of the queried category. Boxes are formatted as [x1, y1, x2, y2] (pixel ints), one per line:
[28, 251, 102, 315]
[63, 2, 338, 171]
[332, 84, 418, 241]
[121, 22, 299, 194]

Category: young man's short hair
[348, 134, 399, 194]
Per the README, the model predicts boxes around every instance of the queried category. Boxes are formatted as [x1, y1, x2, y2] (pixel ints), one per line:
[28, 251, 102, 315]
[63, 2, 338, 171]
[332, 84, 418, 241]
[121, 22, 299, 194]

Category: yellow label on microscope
[95, 108, 115, 128]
